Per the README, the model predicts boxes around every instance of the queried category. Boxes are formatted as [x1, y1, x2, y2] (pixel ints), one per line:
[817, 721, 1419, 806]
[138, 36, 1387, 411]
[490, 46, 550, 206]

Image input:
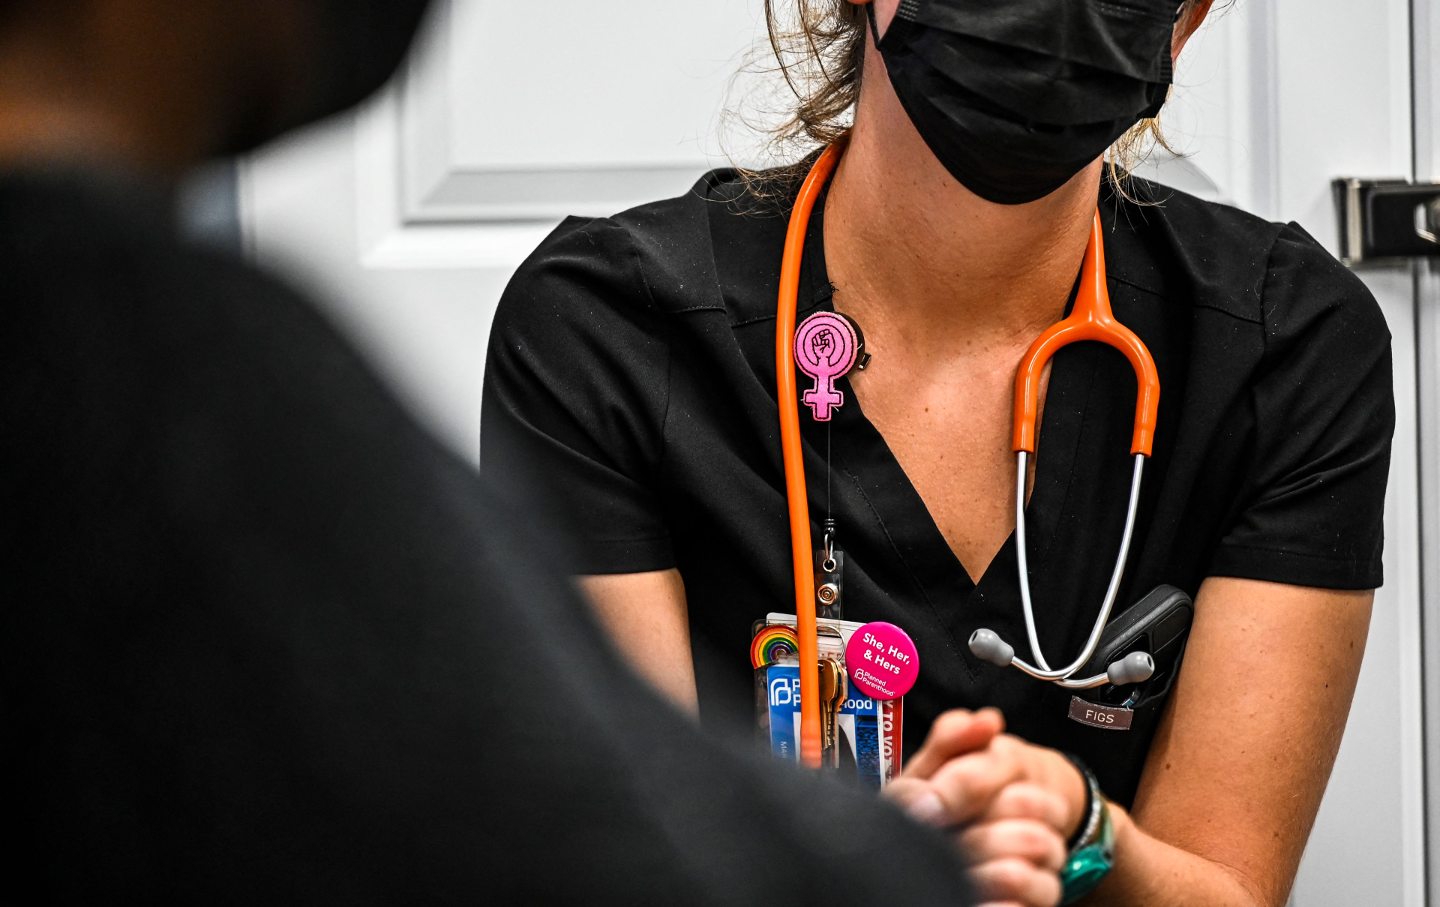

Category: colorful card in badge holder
[762, 661, 884, 788]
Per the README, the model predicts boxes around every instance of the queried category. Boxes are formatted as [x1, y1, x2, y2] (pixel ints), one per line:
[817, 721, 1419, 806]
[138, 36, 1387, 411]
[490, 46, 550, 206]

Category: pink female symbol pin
[794, 311, 860, 421]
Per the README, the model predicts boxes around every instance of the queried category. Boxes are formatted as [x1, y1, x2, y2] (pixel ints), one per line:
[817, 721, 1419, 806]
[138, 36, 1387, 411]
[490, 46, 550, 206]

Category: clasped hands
[885, 709, 1088, 907]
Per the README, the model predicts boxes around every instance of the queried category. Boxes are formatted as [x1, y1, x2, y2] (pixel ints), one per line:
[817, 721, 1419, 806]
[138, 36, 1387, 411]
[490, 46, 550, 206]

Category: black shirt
[1, 169, 977, 903]
[482, 170, 1395, 805]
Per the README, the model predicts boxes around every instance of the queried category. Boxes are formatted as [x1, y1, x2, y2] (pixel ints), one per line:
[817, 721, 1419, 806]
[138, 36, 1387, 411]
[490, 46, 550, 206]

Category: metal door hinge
[1333, 178, 1440, 266]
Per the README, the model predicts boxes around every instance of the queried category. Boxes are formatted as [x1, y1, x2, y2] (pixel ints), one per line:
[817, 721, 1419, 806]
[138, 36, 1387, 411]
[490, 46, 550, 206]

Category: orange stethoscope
[776, 142, 1161, 768]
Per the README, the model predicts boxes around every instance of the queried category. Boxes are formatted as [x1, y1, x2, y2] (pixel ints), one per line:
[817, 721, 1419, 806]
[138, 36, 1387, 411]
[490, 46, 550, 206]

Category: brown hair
[760, 0, 867, 154]
[757, 0, 1218, 178]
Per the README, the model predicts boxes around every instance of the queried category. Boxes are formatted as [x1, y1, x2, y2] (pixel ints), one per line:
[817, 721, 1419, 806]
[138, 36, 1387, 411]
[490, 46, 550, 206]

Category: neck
[824, 52, 1101, 356]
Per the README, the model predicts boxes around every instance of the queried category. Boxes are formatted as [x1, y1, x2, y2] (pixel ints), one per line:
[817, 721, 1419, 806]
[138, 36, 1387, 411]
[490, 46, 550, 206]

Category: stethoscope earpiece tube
[1012, 214, 1160, 458]
[984, 212, 1162, 688]
[1106, 651, 1155, 686]
[1010, 452, 1148, 684]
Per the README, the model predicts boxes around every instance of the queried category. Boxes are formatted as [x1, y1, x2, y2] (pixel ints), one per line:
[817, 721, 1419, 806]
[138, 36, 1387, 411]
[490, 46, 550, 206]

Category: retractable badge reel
[793, 309, 865, 622]
[755, 290, 913, 783]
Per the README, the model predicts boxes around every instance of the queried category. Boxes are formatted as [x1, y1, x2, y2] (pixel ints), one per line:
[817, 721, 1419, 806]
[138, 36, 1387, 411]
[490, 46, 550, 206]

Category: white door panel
[242, 0, 773, 459]
[240, 1, 1430, 901]
[1259, 1, 1425, 904]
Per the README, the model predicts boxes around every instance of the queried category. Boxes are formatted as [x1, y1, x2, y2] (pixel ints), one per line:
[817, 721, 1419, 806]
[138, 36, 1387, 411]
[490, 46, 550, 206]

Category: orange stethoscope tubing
[1013, 212, 1159, 458]
[776, 142, 843, 769]
[777, 144, 1162, 766]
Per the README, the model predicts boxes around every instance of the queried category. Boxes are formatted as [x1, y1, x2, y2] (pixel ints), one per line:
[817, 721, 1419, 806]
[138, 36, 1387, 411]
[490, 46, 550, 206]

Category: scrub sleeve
[483, 216, 675, 574]
[1208, 228, 1392, 588]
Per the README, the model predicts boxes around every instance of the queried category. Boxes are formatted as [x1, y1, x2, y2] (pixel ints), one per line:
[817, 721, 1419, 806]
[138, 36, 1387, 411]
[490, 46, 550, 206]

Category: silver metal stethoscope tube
[1008, 453, 1147, 687]
[967, 451, 1157, 691]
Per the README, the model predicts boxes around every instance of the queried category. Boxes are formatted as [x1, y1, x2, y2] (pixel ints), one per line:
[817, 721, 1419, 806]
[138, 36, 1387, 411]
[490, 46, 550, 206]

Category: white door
[239, 1, 1431, 902]
[1252, 0, 1429, 903]
[1415, 2, 1440, 904]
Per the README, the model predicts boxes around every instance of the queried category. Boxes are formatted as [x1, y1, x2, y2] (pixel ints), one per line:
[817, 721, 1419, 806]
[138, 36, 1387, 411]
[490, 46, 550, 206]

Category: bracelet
[1059, 754, 1115, 905]
[1061, 752, 1099, 851]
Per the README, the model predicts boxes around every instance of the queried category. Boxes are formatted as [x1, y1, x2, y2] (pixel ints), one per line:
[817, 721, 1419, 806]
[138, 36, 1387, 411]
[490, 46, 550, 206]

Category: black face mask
[869, 0, 1184, 205]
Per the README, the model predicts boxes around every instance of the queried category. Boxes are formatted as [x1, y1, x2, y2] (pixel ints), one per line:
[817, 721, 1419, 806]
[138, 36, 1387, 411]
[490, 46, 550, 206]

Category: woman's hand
[886, 708, 1080, 907]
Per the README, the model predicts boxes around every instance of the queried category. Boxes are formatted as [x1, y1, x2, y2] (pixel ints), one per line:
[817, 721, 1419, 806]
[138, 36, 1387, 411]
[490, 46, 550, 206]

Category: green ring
[1060, 785, 1115, 904]
[1060, 845, 1114, 904]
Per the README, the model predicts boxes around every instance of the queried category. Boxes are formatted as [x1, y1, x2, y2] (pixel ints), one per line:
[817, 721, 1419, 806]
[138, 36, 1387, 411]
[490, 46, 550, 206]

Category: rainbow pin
[750, 625, 800, 669]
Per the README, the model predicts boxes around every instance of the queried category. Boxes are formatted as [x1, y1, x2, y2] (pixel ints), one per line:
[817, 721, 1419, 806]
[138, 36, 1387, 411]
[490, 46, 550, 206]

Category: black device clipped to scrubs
[1068, 586, 1194, 730]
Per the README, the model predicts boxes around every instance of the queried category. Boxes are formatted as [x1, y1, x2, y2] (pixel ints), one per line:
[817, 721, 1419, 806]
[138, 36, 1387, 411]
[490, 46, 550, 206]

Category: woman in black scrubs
[482, 1, 1392, 903]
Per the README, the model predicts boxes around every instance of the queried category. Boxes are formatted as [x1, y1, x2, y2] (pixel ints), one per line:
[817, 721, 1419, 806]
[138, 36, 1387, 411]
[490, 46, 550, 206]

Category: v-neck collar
[791, 181, 1103, 660]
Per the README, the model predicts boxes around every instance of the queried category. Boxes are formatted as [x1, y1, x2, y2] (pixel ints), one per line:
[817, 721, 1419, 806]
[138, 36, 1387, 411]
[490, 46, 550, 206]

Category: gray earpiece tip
[1107, 651, 1155, 686]
[968, 629, 1014, 667]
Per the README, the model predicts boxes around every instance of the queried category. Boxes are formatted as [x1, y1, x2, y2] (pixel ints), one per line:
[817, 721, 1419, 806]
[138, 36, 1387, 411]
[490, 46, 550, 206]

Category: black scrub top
[481, 168, 1394, 805]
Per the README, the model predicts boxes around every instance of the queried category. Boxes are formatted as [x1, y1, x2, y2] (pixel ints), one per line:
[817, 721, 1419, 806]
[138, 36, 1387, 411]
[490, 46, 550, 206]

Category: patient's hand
[885, 709, 1073, 907]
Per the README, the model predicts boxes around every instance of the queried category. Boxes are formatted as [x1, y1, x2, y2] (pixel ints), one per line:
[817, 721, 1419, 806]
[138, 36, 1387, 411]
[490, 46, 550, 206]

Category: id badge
[750, 615, 917, 787]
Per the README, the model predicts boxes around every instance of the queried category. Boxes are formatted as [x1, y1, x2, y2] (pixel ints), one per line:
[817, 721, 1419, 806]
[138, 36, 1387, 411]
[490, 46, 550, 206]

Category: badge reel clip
[815, 519, 843, 622]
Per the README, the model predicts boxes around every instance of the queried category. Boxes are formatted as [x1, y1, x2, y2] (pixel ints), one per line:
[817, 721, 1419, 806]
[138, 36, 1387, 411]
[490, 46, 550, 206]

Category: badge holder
[750, 613, 917, 788]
